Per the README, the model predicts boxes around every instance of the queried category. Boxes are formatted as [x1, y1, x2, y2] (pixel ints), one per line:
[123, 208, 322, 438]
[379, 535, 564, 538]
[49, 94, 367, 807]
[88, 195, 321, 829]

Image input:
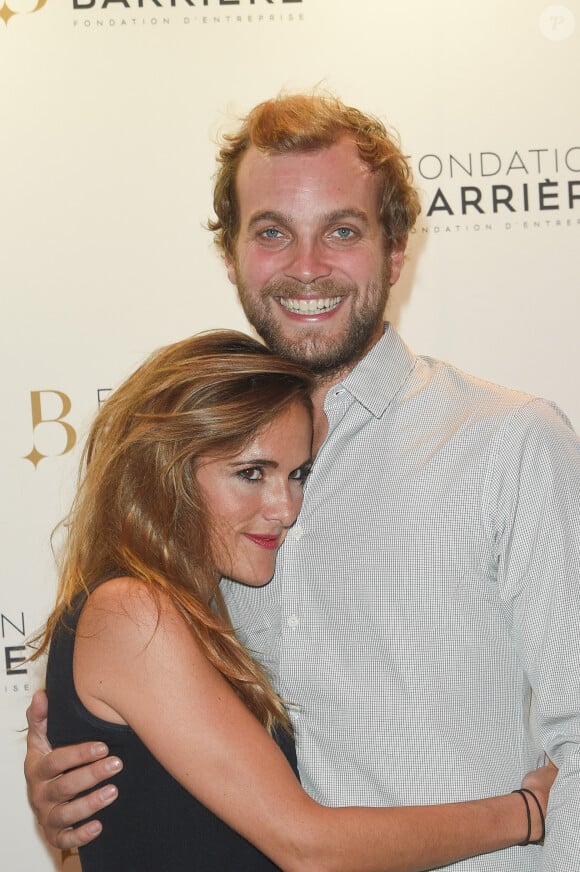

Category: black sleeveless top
[46, 593, 298, 871]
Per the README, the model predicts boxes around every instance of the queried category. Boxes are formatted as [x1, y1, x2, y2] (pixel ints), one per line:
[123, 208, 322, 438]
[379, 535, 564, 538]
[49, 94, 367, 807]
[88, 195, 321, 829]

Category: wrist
[512, 788, 546, 845]
[522, 788, 546, 845]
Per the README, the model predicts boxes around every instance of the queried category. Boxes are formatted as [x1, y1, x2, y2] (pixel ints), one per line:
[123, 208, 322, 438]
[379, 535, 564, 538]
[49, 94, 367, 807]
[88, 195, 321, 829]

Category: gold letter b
[23, 390, 77, 468]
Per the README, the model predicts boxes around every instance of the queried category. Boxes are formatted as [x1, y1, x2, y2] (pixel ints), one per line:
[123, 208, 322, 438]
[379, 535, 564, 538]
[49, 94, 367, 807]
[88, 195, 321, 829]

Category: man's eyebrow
[325, 208, 370, 227]
[247, 211, 292, 229]
[247, 208, 371, 229]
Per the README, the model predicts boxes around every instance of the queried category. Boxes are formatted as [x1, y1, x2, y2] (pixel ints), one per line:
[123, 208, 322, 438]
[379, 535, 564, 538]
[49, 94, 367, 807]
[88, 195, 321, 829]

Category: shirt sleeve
[487, 397, 580, 869]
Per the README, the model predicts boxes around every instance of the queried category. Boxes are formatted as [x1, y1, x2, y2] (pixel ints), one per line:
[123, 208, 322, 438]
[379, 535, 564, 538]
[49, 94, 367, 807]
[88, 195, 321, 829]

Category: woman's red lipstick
[243, 534, 279, 550]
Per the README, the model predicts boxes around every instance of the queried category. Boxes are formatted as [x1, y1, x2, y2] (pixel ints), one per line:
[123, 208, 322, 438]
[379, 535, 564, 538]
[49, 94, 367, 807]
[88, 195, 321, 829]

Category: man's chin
[269, 335, 359, 374]
[257, 327, 335, 364]
[247, 306, 383, 372]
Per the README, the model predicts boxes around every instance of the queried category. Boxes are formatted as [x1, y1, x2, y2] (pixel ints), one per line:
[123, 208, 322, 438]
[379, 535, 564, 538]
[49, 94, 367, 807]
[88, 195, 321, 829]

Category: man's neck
[308, 326, 387, 455]
[309, 369, 349, 456]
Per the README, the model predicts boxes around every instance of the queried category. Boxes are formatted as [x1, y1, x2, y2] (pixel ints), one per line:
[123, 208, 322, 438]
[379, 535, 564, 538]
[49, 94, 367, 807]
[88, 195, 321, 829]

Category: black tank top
[46, 593, 298, 871]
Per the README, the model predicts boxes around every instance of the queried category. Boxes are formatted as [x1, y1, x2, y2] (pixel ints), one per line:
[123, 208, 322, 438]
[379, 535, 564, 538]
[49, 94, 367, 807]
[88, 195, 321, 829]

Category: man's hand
[24, 690, 122, 850]
[521, 761, 558, 844]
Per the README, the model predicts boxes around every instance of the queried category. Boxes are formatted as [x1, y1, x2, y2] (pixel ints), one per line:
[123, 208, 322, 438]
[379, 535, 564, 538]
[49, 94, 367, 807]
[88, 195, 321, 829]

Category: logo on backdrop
[1, 0, 305, 28]
[0, 0, 48, 26]
[23, 388, 111, 468]
[73, 0, 302, 5]
[411, 144, 580, 235]
[2, 610, 29, 695]
[71, 0, 305, 29]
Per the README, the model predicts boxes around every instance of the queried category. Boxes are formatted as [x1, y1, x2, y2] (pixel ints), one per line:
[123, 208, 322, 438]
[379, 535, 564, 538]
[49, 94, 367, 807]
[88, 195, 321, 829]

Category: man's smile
[278, 296, 343, 315]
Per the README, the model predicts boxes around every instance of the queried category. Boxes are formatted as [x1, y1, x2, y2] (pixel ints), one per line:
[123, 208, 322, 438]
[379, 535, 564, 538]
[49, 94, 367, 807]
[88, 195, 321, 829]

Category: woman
[33, 330, 552, 872]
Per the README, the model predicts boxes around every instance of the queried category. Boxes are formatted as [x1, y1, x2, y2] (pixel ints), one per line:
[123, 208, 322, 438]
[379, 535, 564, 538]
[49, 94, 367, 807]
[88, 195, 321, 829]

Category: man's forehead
[236, 139, 375, 196]
[233, 139, 381, 230]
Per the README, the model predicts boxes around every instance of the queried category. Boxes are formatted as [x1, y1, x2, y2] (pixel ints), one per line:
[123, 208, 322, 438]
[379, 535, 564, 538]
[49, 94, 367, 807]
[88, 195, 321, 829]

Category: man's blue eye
[263, 228, 281, 238]
[334, 227, 353, 238]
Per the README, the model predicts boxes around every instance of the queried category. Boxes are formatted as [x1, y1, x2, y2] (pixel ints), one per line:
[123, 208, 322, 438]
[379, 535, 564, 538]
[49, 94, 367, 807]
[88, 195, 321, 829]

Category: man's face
[226, 137, 405, 375]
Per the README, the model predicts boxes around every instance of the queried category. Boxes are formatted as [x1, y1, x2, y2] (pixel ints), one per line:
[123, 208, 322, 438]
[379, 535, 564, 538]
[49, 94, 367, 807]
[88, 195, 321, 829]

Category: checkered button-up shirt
[223, 324, 580, 870]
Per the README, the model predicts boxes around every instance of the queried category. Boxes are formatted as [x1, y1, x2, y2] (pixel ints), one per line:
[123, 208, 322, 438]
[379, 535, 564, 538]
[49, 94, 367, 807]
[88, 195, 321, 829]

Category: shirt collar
[337, 323, 416, 418]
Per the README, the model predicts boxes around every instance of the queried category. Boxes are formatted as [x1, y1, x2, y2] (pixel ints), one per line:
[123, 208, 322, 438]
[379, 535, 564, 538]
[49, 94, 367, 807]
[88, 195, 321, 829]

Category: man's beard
[236, 275, 390, 376]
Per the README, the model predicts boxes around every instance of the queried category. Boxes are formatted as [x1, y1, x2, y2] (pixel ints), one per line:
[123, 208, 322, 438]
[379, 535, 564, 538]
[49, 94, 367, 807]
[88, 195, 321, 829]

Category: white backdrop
[1, 1, 579, 868]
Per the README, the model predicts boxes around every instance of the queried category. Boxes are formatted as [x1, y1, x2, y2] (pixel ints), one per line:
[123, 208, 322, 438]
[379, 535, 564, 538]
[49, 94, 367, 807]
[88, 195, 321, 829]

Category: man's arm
[24, 690, 122, 849]
[490, 398, 580, 869]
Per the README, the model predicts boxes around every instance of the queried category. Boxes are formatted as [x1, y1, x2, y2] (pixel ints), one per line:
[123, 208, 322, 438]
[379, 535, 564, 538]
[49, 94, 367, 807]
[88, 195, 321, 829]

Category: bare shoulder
[84, 576, 158, 616]
[79, 577, 183, 644]
[75, 577, 204, 723]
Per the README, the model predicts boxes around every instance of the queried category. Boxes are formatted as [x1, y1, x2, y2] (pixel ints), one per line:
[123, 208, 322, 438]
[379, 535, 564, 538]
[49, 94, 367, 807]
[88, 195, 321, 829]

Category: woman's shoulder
[77, 577, 195, 679]
[75, 577, 200, 725]
[88, 575, 156, 612]
[83, 576, 177, 635]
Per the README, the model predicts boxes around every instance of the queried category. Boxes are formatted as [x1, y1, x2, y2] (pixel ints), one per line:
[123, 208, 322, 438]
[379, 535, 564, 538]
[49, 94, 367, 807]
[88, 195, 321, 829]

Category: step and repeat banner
[1, 1, 579, 868]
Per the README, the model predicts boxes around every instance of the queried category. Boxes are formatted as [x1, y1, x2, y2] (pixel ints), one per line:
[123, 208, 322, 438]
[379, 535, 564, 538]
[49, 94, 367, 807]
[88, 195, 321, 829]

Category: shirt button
[286, 615, 300, 628]
[288, 524, 304, 540]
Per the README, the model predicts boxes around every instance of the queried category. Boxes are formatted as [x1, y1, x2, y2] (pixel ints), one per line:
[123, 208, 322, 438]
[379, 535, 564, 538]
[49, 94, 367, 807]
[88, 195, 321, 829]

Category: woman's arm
[67, 576, 550, 872]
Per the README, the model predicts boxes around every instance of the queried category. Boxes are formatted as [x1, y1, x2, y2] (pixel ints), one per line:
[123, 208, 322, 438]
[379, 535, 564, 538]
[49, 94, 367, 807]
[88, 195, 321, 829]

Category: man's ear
[388, 238, 407, 286]
[224, 253, 237, 286]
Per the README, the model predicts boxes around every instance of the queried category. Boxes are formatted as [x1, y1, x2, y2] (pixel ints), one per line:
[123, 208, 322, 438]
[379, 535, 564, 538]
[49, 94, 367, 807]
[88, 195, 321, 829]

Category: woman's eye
[238, 467, 262, 482]
[290, 464, 312, 484]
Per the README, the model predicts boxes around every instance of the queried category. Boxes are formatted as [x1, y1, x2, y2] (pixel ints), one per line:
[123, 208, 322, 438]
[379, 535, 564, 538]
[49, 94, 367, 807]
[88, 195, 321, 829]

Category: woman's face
[196, 401, 313, 586]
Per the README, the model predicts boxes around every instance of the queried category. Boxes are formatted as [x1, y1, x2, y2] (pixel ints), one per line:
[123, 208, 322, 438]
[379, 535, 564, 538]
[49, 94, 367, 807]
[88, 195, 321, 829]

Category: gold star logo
[0, 0, 49, 27]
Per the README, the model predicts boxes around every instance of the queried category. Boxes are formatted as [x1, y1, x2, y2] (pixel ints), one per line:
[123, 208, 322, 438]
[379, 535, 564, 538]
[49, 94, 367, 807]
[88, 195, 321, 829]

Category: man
[25, 93, 580, 869]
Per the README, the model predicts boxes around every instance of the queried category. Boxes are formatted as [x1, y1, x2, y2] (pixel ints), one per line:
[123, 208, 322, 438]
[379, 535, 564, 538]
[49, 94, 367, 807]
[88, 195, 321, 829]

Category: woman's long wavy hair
[33, 330, 313, 733]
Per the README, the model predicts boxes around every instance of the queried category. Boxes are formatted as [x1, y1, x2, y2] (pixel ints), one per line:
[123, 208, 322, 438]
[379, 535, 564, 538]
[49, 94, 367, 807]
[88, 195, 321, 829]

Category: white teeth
[279, 296, 342, 315]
